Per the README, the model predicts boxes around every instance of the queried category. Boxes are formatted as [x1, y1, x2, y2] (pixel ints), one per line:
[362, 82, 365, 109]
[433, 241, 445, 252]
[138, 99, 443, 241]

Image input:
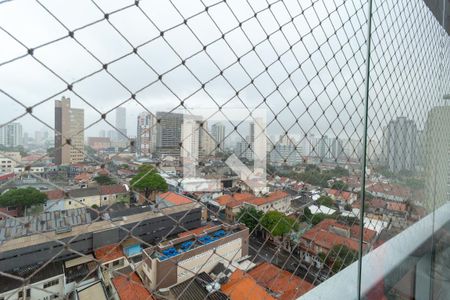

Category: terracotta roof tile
[221, 269, 275, 300]
[99, 184, 127, 195]
[94, 244, 124, 263]
[45, 189, 65, 200]
[248, 262, 314, 300]
[112, 272, 154, 300]
[158, 192, 194, 206]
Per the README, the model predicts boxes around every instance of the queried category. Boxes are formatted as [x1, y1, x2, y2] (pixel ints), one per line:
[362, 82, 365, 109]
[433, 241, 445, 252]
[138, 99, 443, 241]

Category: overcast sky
[0, 0, 447, 147]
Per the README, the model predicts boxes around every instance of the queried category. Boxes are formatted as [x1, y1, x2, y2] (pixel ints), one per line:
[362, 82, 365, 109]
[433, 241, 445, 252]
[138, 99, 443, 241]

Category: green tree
[331, 181, 348, 190]
[260, 211, 298, 236]
[0, 187, 47, 210]
[94, 175, 116, 185]
[317, 195, 334, 208]
[327, 244, 358, 273]
[235, 206, 263, 232]
[130, 165, 168, 199]
[310, 213, 335, 225]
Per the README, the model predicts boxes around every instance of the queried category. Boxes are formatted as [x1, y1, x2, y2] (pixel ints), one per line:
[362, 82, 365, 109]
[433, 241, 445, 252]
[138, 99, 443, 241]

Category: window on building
[104, 197, 107, 200]
[43, 279, 59, 288]
[112, 260, 121, 267]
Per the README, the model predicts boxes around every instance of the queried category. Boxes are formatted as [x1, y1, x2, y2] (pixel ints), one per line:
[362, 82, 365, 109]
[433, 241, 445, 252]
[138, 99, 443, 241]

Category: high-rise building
[270, 134, 301, 165]
[211, 122, 226, 151]
[136, 112, 157, 157]
[156, 112, 184, 159]
[331, 138, 344, 161]
[317, 135, 331, 160]
[198, 121, 215, 159]
[0, 122, 23, 147]
[54, 97, 84, 165]
[385, 117, 417, 173]
[423, 106, 450, 212]
[115, 106, 127, 142]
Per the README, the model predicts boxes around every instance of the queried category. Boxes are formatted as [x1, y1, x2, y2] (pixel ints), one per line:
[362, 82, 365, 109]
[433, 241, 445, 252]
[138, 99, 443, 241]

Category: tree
[94, 175, 116, 185]
[235, 206, 263, 232]
[0, 187, 47, 210]
[310, 213, 331, 225]
[331, 181, 348, 190]
[327, 244, 358, 273]
[130, 165, 168, 199]
[317, 195, 334, 208]
[260, 211, 298, 236]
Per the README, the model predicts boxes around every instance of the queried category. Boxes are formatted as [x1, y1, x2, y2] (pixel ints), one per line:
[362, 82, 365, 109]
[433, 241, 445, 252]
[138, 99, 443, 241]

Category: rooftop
[45, 189, 65, 200]
[98, 184, 128, 195]
[157, 192, 195, 206]
[248, 262, 315, 300]
[112, 272, 154, 300]
[221, 269, 275, 300]
[0, 261, 63, 293]
[0, 202, 200, 252]
[94, 244, 124, 263]
[178, 224, 215, 238]
[169, 272, 228, 300]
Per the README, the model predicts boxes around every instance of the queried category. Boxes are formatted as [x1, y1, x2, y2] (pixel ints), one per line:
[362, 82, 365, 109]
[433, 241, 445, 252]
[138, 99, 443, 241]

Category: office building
[156, 111, 184, 159]
[385, 117, 417, 173]
[136, 112, 157, 157]
[54, 97, 84, 165]
[0, 122, 22, 147]
[211, 122, 226, 151]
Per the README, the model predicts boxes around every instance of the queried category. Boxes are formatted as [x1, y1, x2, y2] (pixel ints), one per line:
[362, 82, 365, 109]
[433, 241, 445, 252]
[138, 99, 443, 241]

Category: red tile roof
[247, 191, 289, 206]
[327, 189, 355, 202]
[94, 244, 124, 263]
[221, 269, 275, 300]
[367, 183, 411, 199]
[112, 272, 154, 300]
[45, 189, 65, 200]
[99, 184, 127, 195]
[216, 194, 234, 206]
[369, 198, 386, 209]
[248, 262, 314, 300]
[74, 172, 92, 182]
[302, 219, 377, 254]
[386, 201, 407, 212]
[158, 192, 193, 205]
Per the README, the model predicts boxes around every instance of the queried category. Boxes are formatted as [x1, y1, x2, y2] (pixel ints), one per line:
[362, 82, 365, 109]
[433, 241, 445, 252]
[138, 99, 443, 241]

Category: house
[299, 219, 377, 268]
[221, 269, 275, 300]
[156, 191, 207, 221]
[0, 262, 65, 300]
[74, 172, 92, 184]
[326, 188, 357, 205]
[111, 271, 154, 300]
[99, 184, 129, 205]
[67, 187, 102, 209]
[43, 189, 65, 211]
[366, 182, 411, 202]
[384, 201, 409, 229]
[248, 262, 315, 300]
[224, 191, 292, 222]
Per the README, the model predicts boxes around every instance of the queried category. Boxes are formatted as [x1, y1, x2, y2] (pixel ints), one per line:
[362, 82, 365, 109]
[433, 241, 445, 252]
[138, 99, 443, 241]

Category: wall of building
[0, 273, 65, 300]
[0, 208, 202, 272]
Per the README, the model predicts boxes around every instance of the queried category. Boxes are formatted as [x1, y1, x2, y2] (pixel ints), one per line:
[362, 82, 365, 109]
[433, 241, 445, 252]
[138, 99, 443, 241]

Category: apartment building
[55, 96, 85, 165]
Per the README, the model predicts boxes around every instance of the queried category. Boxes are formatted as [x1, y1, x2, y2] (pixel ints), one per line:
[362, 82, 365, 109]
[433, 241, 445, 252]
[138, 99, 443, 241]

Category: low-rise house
[248, 262, 315, 299]
[299, 219, 377, 268]
[366, 182, 411, 202]
[43, 189, 65, 212]
[221, 269, 275, 300]
[0, 152, 20, 172]
[326, 188, 357, 206]
[111, 271, 154, 300]
[0, 262, 64, 300]
[384, 201, 409, 228]
[224, 191, 292, 222]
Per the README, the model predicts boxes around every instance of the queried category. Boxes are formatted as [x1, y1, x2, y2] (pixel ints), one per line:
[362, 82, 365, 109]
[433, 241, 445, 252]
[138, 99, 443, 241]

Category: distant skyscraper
[211, 122, 226, 151]
[198, 121, 215, 159]
[385, 117, 417, 173]
[54, 96, 84, 165]
[317, 135, 331, 160]
[156, 111, 184, 159]
[270, 134, 301, 165]
[115, 107, 127, 142]
[0, 122, 22, 147]
[331, 138, 344, 161]
[136, 112, 157, 157]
